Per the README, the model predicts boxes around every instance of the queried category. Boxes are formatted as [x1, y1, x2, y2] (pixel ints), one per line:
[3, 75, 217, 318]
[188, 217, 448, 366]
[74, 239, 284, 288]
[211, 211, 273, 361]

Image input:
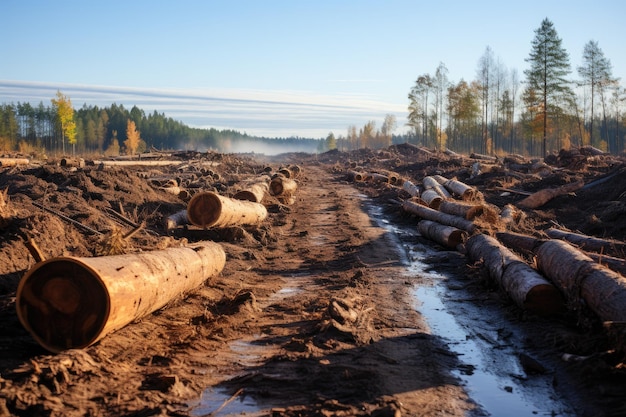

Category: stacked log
[401, 200, 476, 233]
[439, 200, 484, 220]
[16, 241, 226, 352]
[270, 175, 298, 204]
[233, 177, 270, 203]
[545, 228, 626, 257]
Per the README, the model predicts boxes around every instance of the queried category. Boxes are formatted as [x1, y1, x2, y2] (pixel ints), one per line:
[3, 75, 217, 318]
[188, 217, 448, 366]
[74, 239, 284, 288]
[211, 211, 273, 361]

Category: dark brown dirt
[1, 146, 626, 417]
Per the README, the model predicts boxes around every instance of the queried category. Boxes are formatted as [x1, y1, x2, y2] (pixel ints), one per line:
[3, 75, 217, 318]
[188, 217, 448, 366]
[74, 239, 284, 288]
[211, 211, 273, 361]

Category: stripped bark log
[466, 234, 564, 316]
[418, 220, 467, 249]
[187, 191, 267, 228]
[545, 228, 626, 257]
[400, 200, 476, 233]
[516, 180, 584, 209]
[16, 241, 226, 352]
[536, 240, 626, 322]
[439, 200, 484, 220]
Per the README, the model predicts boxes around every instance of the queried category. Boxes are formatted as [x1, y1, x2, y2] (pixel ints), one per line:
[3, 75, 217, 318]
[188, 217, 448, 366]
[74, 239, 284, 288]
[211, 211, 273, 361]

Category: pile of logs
[348, 158, 626, 333]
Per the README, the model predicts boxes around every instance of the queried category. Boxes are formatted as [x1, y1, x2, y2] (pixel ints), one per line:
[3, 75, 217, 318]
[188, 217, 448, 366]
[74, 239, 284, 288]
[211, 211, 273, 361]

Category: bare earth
[1, 146, 626, 417]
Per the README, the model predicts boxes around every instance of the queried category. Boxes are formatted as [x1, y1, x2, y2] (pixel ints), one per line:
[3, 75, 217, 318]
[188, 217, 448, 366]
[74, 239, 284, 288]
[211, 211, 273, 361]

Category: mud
[1, 146, 626, 416]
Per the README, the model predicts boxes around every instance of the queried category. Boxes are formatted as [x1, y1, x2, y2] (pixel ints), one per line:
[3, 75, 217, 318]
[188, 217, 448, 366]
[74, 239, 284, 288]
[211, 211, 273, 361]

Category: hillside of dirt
[1, 145, 626, 417]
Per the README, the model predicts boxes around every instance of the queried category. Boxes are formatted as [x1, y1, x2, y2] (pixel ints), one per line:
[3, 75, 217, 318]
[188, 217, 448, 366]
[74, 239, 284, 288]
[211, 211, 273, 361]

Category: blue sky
[1, 0, 624, 139]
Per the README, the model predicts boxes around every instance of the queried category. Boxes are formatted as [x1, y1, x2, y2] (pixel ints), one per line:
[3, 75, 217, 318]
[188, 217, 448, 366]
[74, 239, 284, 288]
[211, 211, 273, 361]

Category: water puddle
[192, 387, 261, 416]
[363, 196, 576, 416]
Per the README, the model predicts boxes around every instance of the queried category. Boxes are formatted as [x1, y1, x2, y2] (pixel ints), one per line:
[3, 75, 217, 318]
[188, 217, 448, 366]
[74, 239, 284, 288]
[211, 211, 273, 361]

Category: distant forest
[0, 101, 323, 156]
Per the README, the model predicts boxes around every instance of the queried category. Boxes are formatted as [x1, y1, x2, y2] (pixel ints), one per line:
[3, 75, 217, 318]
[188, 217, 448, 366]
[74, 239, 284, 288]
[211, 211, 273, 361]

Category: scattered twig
[32, 201, 102, 235]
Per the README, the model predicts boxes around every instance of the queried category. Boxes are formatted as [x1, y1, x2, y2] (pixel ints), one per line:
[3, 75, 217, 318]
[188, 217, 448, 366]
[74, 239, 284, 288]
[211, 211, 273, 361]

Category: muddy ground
[1, 145, 626, 417]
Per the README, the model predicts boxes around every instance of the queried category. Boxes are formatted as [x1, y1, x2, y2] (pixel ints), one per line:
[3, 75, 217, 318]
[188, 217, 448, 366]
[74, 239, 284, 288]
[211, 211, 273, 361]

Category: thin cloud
[0, 80, 408, 138]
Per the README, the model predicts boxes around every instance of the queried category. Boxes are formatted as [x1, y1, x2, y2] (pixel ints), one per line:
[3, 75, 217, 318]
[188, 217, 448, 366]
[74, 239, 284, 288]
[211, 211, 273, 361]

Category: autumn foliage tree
[124, 119, 141, 156]
[51, 91, 76, 155]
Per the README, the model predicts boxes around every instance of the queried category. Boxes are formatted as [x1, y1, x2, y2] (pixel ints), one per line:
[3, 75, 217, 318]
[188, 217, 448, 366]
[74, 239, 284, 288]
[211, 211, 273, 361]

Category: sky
[1, 0, 625, 140]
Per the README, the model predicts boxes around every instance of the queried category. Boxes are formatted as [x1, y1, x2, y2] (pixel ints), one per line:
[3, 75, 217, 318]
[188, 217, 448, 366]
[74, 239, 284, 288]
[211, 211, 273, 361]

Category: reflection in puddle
[408, 246, 576, 417]
[192, 387, 261, 416]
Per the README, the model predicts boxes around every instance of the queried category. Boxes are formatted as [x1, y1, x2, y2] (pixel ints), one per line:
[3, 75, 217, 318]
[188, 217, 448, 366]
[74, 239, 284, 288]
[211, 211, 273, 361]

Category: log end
[187, 192, 222, 228]
[232, 190, 258, 203]
[524, 284, 566, 317]
[16, 258, 110, 353]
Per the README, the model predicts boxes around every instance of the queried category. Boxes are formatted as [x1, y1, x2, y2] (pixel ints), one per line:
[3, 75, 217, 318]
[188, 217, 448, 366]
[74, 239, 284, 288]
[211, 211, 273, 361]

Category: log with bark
[545, 228, 626, 257]
[516, 180, 584, 209]
[536, 239, 626, 323]
[442, 179, 482, 201]
[16, 241, 226, 352]
[439, 200, 484, 220]
[187, 191, 268, 228]
[466, 234, 565, 316]
[418, 220, 467, 249]
[402, 180, 420, 198]
[422, 176, 452, 198]
[420, 188, 444, 209]
[400, 200, 476, 233]
[165, 209, 189, 230]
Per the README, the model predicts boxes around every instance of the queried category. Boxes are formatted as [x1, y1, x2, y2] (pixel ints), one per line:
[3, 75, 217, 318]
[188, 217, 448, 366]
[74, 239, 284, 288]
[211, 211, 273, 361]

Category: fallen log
[470, 152, 498, 162]
[423, 176, 451, 198]
[402, 180, 420, 197]
[545, 228, 626, 257]
[443, 179, 482, 201]
[165, 209, 189, 230]
[466, 234, 565, 316]
[187, 191, 268, 228]
[497, 231, 626, 276]
[516, 180, 584, 209]
[16, 241, 226, 352]
[536, 240, 626, 322]
[418, 220, 467, 249]
[420, 189, 444, 209]
[0, 157, 30, 167]
[269, 175, 298, 199]
[439, 200, 484, 220]
[233, 179, 270, 203]
[400, 200, 476, 233]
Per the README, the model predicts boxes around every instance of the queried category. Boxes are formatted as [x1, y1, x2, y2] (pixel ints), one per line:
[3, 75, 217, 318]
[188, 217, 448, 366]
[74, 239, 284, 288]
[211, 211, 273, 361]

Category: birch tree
[51, 90, 76, 155]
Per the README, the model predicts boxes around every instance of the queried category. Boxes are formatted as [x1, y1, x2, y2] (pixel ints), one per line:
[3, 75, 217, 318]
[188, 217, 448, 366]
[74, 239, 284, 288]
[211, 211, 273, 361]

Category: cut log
[420, 188, 444, 209]
[439, 200, 484, 220]
[470, 152, 498, 162]
[418, 220, 467, 249]
[466, 234, 564, 316]
[16, 241, 226, 352]
[496, 231, 544, 255]
[0, 157, 30, 167]
[165, 209, 188, 230]
[401, 200, 476, 233]
[545, 228, 626, 257]
[270, 175, 297, 197]
[516, 180, 584, 209]
[233, 179, 269, 203]
[402, 180, 420, 197]
[423, 176, 452, 198]
[536, 239, 626, 322]
[348, 171, 366, 182]
[187, 191, 268, 228]
[443, 179, 482, 201]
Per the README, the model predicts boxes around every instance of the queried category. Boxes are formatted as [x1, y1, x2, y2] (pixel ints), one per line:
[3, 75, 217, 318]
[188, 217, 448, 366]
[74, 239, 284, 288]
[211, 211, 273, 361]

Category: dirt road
[1, 150, 626, 416]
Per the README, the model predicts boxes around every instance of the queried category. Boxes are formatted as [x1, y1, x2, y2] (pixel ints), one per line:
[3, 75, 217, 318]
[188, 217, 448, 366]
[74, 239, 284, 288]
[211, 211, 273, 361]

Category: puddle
[192, 387, 262, 416]
[363, 196, 576, 416]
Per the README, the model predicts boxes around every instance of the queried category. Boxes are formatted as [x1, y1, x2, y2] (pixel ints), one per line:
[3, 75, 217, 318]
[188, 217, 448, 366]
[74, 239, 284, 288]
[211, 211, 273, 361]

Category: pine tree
[524, 18, 573, 156]
[578, 40, 615, 146]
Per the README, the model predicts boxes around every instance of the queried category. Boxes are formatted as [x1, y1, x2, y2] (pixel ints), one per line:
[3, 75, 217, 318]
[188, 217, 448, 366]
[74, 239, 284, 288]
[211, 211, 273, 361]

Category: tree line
[0, 93, 320, 156]
[403, 18, 624, 157]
